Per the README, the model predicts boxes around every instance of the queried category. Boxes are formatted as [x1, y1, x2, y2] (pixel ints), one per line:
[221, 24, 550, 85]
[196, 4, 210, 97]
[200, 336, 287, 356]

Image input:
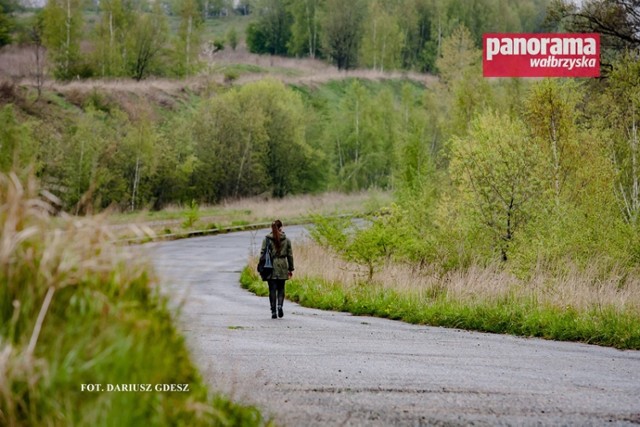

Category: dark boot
[277, 289, 285, 318]
[269, 284, 277, 319]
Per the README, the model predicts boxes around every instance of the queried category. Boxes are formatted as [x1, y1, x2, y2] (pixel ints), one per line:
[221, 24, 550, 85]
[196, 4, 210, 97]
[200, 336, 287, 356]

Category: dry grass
[204, 45, 436, 83]
[4, 40, 435, 99]
[292, 240, 640, 313]
[0, 171, 264, 426]
[108, 190, 391, 238]
[0, 45, 43, 79]
[215, 190, 390, 221]
[0, 172, 146, 425]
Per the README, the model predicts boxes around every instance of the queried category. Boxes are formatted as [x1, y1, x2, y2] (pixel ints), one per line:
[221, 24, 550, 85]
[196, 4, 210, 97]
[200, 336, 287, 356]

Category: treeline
[0, 77, 428, 212]
[247, 0, 550, 71]
[312, 25, 640, 274]
[1, 0, 250, 80]
[1, 0, 552, 80]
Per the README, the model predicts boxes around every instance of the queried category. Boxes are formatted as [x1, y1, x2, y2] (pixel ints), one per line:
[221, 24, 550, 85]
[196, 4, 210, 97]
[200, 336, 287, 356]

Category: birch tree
[94, 0, 131, 77]
[43, 0, 83, 80]
[173, 0, 203, 76]
[608, 53, 640, 225]
[525, 79, 581, 206]
[288, 0, 323, 58]
[360, 0, 405, 72]
[123, 116, 158, 211]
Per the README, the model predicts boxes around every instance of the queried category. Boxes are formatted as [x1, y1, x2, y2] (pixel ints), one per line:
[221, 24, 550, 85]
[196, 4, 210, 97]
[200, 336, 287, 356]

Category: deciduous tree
[288, 0, 323, 58]
[360, 1, 405, 72]
[607, 53, 640, 224]
[42, 0, 83, 79]
[450, 112, 545, 261]
[321, 0, 365, 69]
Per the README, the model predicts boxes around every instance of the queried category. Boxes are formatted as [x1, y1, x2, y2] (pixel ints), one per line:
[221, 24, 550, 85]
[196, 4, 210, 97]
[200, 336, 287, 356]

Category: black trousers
[267, 279, 286, 312]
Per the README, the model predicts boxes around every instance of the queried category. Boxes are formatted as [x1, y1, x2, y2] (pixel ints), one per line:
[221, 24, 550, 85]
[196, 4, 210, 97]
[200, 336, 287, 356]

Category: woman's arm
[286, 240, 294, 272]
[260, 237, 267, 257]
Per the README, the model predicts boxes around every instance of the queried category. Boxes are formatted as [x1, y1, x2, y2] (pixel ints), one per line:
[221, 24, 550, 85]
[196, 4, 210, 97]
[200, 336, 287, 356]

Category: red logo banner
[483, 33, 600, 78]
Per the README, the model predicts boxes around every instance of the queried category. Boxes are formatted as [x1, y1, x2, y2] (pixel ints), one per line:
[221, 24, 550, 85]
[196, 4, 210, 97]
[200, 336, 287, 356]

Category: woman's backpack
[257, 238, 273, 281]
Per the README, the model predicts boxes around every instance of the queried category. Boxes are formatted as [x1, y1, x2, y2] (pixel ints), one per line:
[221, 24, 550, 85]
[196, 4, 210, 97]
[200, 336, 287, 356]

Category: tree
[450, 112, 545, 261]
[27, 11, 46, 100]
[327, 81, 399, 190]
[607, 53, 640, 225]
[546, 0, 640, 66]
[572, 0, 639, 49]
[227, 26, 238, 50]
[321, 0, 365, 69]
[287, 0, 323, 58]
[398, 0, 433, 71]
[94, 0, 132, 77]
[435, 25, 479, 86]
[0, 9, 12, 47]
[128, 3, 169, 80]
[360, 0, 405, 72]
[525, 79, 582, 206]
[191, 79, 314, 201]
[42, 0, 84, 80]
[436, 25, 491, 136]
[0, 105, 35, 172]
[121, 114, 159, 211]
[246, 0, 292, 55]
[61, 109, 106, 212]
[150, 110, 198, 208]
[173, 0, 203, 76]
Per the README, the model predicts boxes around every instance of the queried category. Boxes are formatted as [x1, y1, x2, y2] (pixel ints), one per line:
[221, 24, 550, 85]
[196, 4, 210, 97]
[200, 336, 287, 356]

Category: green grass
[0, 174, 267, 426]
[240, 267, 640, 350]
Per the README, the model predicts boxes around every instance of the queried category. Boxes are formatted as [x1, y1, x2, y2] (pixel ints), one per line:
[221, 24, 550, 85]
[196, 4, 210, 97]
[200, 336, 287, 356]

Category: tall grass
[109, 190, 391, 239]
[242, 239, 640, 349]
[0, 172, 266, 426]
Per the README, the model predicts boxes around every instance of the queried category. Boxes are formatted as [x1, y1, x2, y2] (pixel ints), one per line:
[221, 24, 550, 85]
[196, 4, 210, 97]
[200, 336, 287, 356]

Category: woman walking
[260, 219, 294, 319]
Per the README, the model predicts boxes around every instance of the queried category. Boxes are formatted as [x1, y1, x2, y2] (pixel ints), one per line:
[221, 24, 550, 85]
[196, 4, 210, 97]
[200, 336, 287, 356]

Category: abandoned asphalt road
[147, 226, 640, 426]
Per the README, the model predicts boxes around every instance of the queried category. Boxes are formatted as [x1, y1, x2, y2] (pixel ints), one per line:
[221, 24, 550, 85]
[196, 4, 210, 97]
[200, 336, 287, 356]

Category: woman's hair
[271, 219, 283, 253]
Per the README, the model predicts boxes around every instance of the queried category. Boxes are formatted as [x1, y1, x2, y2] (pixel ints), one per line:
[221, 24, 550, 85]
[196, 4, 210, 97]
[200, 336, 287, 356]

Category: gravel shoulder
[147, 226, 640, 426]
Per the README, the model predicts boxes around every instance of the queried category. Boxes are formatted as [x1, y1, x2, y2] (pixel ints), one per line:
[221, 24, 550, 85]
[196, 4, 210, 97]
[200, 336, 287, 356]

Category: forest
[0, 0, 638, 289]
[1, 0, 640, 424]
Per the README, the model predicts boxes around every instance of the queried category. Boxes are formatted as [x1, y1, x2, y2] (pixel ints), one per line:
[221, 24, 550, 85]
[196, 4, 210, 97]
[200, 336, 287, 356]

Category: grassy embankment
[0, 172, 268, 426]
[241, 240, 640, 350]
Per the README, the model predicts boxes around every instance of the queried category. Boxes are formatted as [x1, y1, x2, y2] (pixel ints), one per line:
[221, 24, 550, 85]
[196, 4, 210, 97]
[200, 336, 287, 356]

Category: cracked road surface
[147, 226, 640, 426]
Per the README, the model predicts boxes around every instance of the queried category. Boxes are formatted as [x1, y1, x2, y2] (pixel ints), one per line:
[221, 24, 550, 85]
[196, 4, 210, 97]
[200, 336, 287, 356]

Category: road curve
[146, 226, 640, 426]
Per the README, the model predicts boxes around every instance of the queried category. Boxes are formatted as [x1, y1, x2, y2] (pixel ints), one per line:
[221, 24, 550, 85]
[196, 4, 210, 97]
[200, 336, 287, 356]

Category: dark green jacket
[260, 232, 294, 280]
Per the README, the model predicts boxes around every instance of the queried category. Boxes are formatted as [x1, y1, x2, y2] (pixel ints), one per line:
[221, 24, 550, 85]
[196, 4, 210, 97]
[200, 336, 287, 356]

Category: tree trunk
[34, 43, 43, 100]
[75, 138, 85, 215]
[65, 0, 72, 76]
[355, 98, 360, 164]
[186, 15, 193, 74]
[131, 155, 141, 212]
[631, 102, 639, 224]
[235, 130, 252, 198]
[109, 11, 114, 75]
[550, 110, 560, 205]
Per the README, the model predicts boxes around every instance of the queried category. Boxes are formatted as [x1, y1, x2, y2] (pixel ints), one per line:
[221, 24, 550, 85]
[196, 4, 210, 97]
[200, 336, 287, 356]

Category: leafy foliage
[42, 0, 85, 79]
